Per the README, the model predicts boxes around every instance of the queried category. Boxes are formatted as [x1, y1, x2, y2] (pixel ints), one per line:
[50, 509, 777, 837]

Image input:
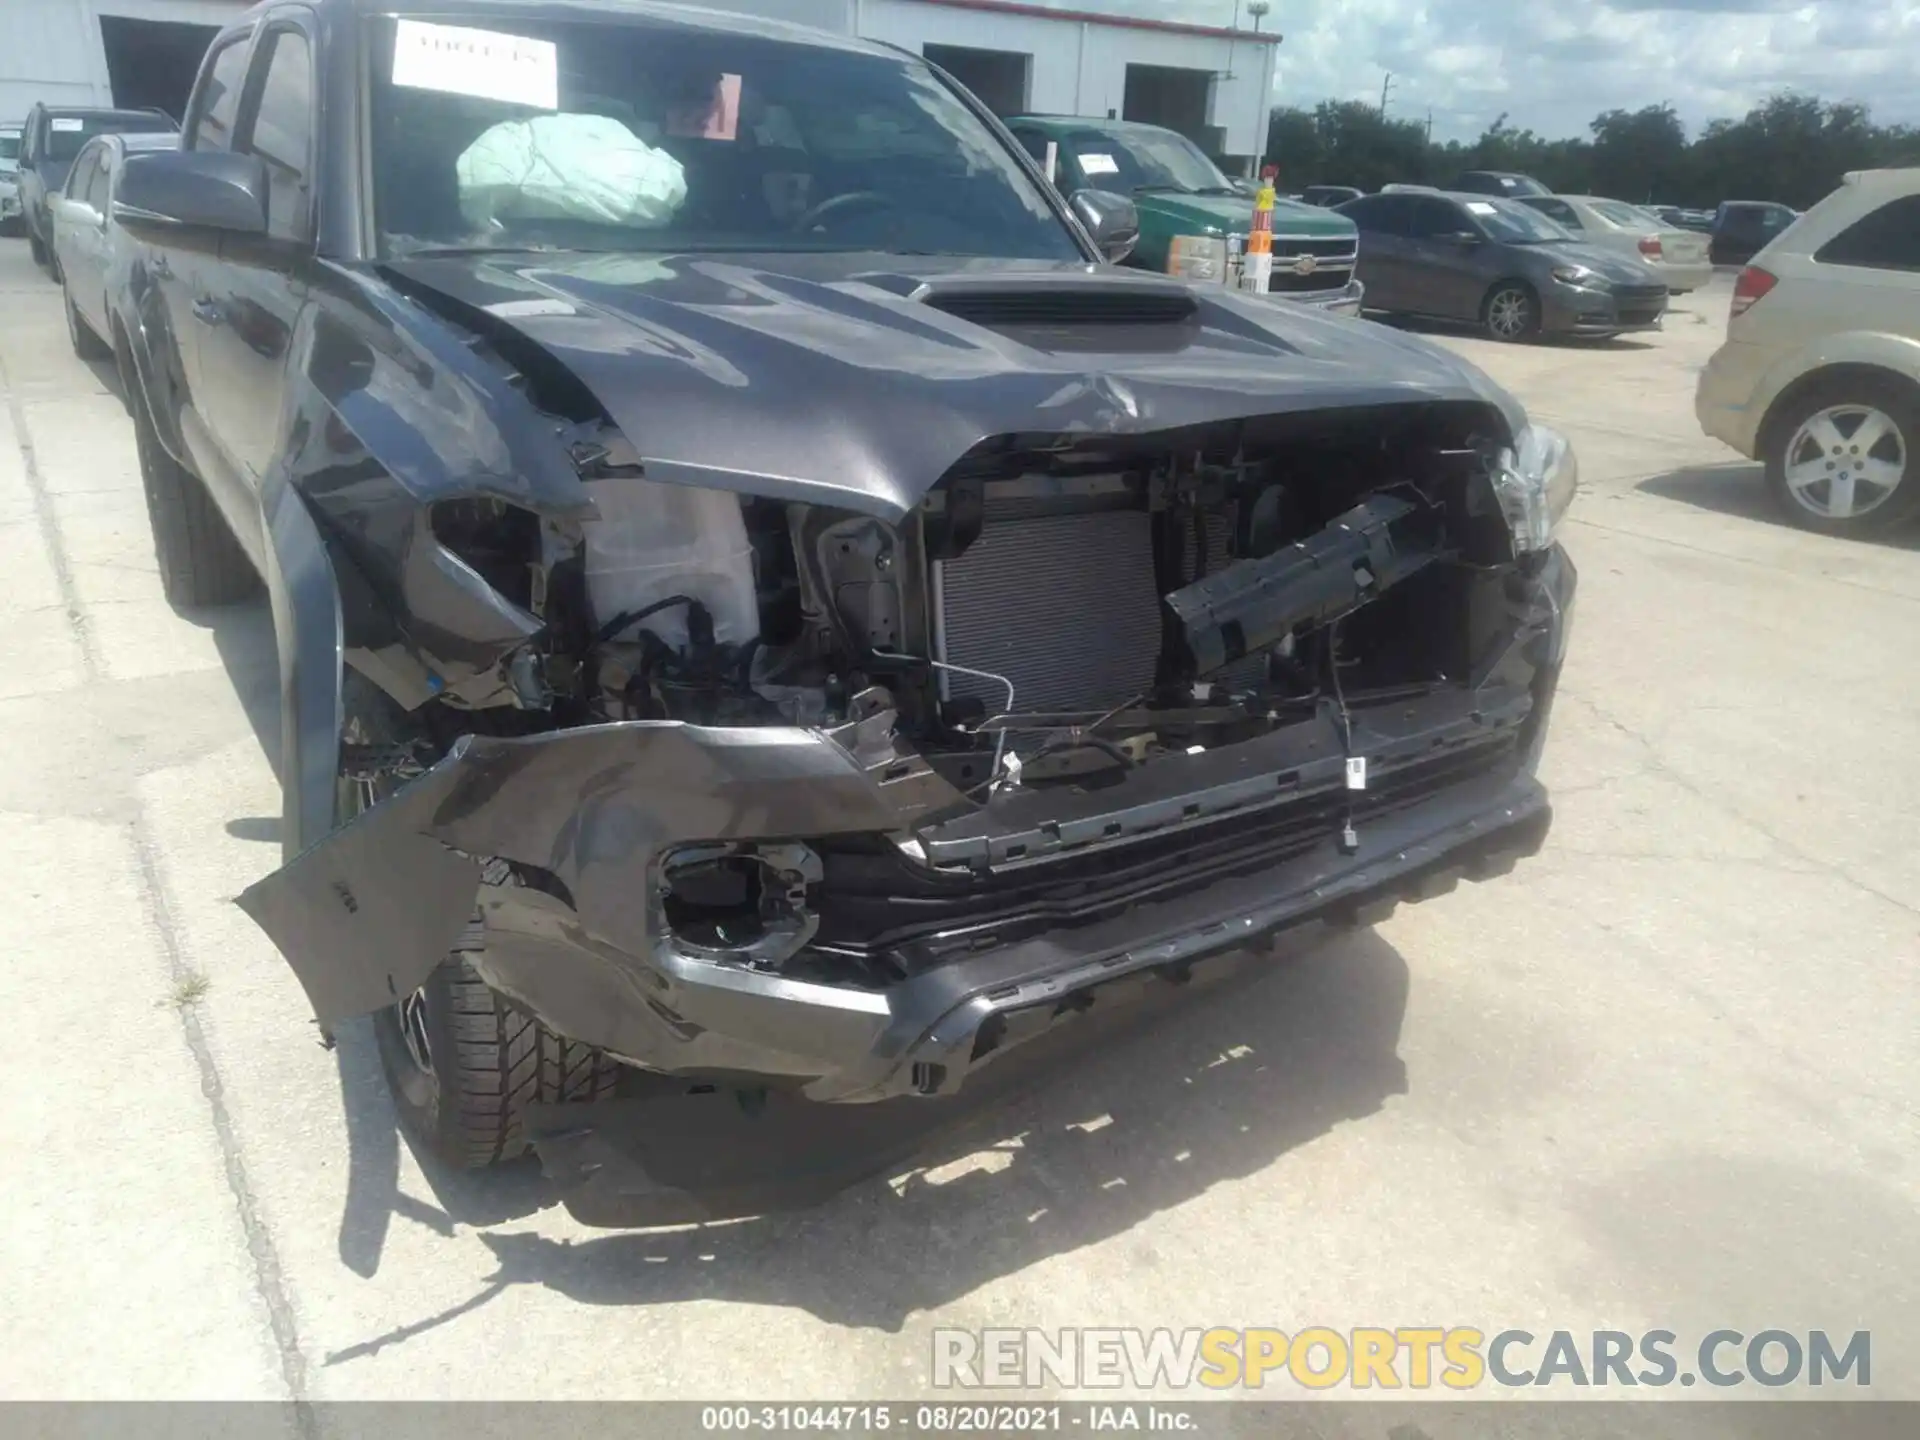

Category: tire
[340, 682, 622, 1171]
[125, 349, 259, 606]
[1482, 283, 1539, 342]
[1763, 374, 1920, 538]
[65, 290, 110, 361]
[371, 944, 621, 1170]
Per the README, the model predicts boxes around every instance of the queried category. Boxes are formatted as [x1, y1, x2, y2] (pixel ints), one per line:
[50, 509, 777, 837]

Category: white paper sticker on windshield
[1465, 201, 1496, 215]
[1078, 152, 1120, 176]
[392, 19, 558, 110]
[51, 118, 84, 132]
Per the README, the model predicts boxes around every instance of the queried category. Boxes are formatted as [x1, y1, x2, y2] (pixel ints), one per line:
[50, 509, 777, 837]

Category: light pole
[1247, 0, 1271, 178]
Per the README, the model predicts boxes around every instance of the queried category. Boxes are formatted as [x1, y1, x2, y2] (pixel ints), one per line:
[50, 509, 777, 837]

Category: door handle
[191, 298, 223, 326]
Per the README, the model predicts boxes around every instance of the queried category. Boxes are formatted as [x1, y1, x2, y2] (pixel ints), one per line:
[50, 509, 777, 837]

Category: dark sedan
[1339, 190, 1670, 341]
[1710, 200, 1798, 266]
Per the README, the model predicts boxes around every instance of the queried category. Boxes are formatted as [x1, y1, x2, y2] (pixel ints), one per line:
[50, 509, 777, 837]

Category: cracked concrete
[1, 242, 1913, 1403]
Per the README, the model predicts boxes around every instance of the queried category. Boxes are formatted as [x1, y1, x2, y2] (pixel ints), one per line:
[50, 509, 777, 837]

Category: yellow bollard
[1242, 178, 1276, 294]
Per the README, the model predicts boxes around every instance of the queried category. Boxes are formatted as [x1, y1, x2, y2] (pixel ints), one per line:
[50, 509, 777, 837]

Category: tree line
[1264, 94, 1920, 210]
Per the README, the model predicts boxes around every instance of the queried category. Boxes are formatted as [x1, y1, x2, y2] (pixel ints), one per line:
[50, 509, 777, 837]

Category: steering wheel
[793, 190, 895, 233]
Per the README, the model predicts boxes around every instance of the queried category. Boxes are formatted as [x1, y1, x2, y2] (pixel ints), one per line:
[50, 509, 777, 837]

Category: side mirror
[1448, 230, 1484, 246]
[1069, 188, 1140, 264]
[115, 150, 267, 243]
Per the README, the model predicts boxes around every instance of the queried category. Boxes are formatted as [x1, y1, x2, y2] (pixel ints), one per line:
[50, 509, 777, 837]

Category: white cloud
[1051, 0, 1920, 140]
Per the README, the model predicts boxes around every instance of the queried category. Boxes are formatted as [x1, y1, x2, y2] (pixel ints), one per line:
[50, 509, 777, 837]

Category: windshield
[1064, 127, 1237, 197]
[43, 114, 168, 164]
[366, 16, 1080, 261]
[0, 132, 19, 165]
[1471, 198, 1574, 244]
[1589, 199, 1659, 230]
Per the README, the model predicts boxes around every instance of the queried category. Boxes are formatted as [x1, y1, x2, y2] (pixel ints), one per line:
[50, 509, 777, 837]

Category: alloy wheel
[1781, 404, 1907, 521]
[1487, 288, 1532, 340]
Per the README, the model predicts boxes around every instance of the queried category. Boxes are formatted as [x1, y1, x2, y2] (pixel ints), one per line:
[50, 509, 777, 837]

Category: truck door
[145, 27, 254, 506]
[193, 18, 315, 492]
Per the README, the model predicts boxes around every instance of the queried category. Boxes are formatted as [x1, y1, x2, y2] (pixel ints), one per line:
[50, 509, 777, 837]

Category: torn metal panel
[237, 713, 964, 1028]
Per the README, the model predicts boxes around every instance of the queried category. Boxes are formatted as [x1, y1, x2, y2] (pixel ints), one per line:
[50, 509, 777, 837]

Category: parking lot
[2, 239, 1915, 1402]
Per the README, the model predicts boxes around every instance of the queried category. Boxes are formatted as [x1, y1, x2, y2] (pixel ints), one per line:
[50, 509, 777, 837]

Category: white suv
[1695, 167, 1920, 537]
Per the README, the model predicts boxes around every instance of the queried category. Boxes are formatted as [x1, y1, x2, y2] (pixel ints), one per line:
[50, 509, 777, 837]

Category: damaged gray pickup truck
[116, 0, 1575, 1207]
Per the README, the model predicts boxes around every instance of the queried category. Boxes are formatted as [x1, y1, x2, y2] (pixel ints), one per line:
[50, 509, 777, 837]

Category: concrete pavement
[1, 243, 1914, 1403]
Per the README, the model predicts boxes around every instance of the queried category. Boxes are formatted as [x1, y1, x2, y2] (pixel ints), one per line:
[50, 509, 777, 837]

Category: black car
[1339, 190, 1670, 341]
[1300, 184, 1364, 207]
[1710, 200, 1798, 265]
[116, 0, 1575, 1211]
[1446, 170, 1551, 199]
[15, 103, 175, 272]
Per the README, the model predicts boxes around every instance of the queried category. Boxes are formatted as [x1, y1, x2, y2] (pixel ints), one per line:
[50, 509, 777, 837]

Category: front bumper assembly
[241, 546, 1571, 1192]
[1545, 282, 1667, 336]
[1275, 277, 1365, 316]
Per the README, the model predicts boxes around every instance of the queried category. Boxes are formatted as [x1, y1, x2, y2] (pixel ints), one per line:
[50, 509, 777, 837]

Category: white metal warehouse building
[2, 0, 1280, 170]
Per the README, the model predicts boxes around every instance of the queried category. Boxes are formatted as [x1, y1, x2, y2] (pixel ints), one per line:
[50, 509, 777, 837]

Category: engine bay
[426, 403, 1529, 812]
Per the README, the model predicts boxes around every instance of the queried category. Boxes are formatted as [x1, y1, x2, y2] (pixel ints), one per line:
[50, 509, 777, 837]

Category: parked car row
[7, 0, 1578, 1206]
[0, 122, 20, 232]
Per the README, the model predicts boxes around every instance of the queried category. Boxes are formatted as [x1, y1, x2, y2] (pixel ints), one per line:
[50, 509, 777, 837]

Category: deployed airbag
[457, 113, 687, 228]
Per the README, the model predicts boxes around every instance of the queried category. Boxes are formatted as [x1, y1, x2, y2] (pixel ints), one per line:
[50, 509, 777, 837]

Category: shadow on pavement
[1639, 462, 1920, 548]
[321, 924, 1410, 1354]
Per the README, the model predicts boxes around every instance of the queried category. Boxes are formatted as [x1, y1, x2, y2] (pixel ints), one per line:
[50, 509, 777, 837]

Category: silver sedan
[1516, 194, 1714, 293]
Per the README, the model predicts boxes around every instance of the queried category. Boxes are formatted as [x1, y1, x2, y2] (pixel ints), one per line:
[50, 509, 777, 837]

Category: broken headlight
[1493, 423, 1578, 553]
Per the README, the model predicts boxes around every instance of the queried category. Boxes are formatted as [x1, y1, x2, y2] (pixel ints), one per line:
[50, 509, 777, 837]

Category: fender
[119, 257, 195, 467]
[1750, 329, 1920, 443]
[260, 460, 344, 862]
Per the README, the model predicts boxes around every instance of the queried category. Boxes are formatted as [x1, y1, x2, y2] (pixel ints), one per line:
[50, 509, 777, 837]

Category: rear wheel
[65, 290, 109, 360]
[341, 687, 622, 1170]
[1482, 283, 1539, 342]
[124, 343, 259, 606]
[1764, 376, 1920, 538]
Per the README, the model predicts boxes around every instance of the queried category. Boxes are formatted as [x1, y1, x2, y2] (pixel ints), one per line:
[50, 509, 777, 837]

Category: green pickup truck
[1004, 115, 1364, 315]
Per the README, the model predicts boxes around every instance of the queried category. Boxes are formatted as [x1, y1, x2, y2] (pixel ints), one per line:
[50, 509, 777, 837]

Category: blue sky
[1086, 1, 1920, 141]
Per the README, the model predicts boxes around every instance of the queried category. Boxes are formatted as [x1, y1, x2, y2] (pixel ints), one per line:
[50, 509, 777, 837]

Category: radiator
[936, 508, 1163, 717]
[935, 504, 1269, 726]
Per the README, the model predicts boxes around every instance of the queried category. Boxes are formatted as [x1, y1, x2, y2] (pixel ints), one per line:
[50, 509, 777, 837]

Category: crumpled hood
[386, 251, 1521, 519]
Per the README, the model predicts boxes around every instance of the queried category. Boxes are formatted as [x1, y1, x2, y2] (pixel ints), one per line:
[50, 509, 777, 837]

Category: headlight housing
[1550, 264, 1605, 288]
[1493, 423, 1578, 552]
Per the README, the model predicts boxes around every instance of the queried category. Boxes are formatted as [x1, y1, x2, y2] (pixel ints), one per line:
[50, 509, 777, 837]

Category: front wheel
[1765, 377, 1920, 538]
[1482, 283, 1539, 342]
[371, 946, 621, 1170]
[65, 290, 109, 360]
[341, 684, 622, 1170]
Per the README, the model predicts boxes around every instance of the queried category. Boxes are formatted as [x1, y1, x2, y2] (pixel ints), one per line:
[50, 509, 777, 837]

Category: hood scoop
[910, 275, 1200, 332]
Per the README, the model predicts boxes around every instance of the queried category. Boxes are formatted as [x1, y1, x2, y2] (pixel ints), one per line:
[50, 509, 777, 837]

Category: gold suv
[1696, 168, 1920, 537]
